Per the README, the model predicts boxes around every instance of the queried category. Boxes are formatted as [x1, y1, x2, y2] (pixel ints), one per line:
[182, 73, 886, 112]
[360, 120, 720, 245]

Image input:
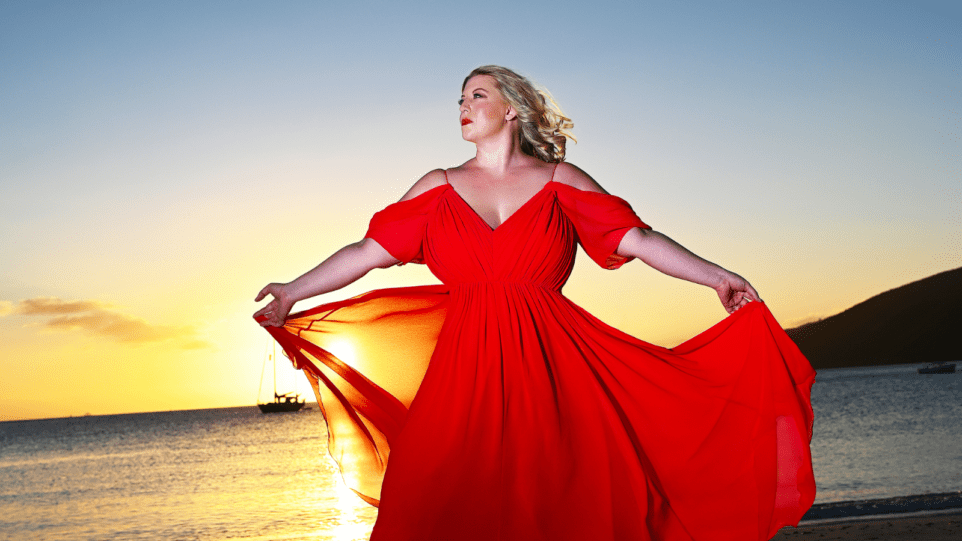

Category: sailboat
[257, 340, 307, 413]
[917, 361, 957, 374]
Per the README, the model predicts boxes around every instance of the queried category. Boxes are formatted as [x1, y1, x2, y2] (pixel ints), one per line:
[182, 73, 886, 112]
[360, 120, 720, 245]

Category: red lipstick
[461, 118, 472, 126]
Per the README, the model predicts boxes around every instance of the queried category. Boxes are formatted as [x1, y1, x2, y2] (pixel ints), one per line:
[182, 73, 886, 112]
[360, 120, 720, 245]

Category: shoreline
[802, 491, 962, 522]
[775, 511, 962, 540]
[771, 492, 962, 540]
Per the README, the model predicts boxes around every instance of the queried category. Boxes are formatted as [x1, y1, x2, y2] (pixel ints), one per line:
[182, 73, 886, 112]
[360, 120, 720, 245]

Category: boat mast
[257, 339, 269, 404]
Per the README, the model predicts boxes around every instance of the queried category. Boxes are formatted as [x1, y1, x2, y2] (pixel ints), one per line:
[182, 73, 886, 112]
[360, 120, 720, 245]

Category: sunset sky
[1, 0, 959, 421]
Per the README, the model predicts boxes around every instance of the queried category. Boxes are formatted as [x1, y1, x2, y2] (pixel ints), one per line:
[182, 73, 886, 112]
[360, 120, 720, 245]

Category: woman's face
[459, 75, 515, 142]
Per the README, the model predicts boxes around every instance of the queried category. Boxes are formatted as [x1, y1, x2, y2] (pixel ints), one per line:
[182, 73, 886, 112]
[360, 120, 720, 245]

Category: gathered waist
[448, 281, 562, 294]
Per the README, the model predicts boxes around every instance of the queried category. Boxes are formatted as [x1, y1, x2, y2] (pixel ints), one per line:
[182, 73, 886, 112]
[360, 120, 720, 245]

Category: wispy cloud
[1, 297, 212, 349]
[14, 298, 112, 315]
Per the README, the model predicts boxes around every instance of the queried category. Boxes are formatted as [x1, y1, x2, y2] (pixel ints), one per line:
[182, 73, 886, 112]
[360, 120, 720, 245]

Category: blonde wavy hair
[463, 65, 575, 163]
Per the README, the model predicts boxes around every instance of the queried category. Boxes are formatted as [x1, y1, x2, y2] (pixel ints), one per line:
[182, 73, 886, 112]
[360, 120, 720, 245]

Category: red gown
[258, 175, 816, 541]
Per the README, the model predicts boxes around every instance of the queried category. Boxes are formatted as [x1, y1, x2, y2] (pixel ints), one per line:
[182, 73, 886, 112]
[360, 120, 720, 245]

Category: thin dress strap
[442, 169, 449, 184]
[549, 162, 560, 183]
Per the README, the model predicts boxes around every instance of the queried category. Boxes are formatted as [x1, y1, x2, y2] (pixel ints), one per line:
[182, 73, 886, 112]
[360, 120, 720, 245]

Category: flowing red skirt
[259, 287, 814, 541]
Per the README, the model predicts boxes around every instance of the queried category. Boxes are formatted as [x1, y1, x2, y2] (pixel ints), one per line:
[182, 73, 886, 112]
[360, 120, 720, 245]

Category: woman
[255, 65, 815, 541]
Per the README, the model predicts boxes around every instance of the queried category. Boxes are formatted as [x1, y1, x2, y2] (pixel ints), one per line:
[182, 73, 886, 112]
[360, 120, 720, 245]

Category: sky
[1, 0, 959, 421]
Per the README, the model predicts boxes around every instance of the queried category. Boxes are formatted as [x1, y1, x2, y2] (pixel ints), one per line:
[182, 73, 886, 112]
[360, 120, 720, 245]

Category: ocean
[1, 363, 959, 540]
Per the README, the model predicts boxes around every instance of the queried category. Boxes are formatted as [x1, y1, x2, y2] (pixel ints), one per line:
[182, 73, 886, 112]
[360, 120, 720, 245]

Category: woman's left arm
[616, 228, 761, 314]
[551, 162, 760, 314]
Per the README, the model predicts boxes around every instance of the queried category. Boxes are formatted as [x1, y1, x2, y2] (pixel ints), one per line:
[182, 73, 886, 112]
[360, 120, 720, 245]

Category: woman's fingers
[255, 283, 278, 302]
[716, 273, 763, 314]
[254, 284, 290, 325]
[258, 311, 283, 327]
[725, 289, 756, 314]
[254, 285, 287, 327]
[253, 300, 275, 319]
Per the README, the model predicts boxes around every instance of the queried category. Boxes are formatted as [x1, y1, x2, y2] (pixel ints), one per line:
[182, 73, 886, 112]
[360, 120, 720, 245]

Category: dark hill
[785, 266, 962, 369]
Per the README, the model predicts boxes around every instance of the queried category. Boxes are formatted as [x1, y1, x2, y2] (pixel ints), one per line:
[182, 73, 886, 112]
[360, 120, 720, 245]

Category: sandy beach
[773, 511, 962, 540]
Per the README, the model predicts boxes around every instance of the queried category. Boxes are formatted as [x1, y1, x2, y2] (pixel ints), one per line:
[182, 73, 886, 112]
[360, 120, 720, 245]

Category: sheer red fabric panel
[257, 286, 448, 504]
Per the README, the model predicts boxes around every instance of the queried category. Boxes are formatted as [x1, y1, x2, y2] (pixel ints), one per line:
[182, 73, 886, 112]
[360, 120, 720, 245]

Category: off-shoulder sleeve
[364, 187, 444, 264]
[554, 183, 651, 270]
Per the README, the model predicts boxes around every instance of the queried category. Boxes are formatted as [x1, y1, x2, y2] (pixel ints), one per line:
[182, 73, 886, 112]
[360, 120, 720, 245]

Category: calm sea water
[1, 363, 960, 540]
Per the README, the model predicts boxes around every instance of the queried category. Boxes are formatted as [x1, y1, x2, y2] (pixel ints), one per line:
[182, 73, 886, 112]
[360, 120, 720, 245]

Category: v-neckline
[446, 181, 556, 232]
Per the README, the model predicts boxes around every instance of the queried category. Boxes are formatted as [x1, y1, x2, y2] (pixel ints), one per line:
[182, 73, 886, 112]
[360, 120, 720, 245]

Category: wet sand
[772, 512, 962, 540]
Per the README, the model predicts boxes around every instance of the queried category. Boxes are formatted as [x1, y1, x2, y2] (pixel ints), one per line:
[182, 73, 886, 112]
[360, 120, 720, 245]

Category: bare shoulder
[444, 159, 478, 182]
[552, 162, 609, 194]
[399, 169, 447, 201]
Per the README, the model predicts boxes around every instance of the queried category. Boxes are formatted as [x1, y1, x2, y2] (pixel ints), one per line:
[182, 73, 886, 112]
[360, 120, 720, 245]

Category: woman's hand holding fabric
[253, 238, 400, 327]
[714, 272, 761, 314]
[254, 283, 295, 327]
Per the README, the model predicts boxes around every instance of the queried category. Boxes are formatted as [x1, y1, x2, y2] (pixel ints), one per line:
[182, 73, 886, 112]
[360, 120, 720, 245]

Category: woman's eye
[474, 93, 483, 99]
[458, 99, 464, 105]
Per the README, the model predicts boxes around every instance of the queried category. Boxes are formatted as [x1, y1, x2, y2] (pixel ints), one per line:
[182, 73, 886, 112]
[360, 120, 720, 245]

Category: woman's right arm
[254, 169, 447, 327]
[254, 238, 398, 327]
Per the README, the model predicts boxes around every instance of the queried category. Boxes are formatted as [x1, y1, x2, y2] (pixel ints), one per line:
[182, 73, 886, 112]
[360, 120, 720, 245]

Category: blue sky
[1, 0, 959, 419]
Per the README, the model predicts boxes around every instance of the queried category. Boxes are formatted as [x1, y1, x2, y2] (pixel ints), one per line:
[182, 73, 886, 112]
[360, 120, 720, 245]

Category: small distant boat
[917, 362, 956, 374]
[257, 340, 308, 413]
[258, 391, 306, 413]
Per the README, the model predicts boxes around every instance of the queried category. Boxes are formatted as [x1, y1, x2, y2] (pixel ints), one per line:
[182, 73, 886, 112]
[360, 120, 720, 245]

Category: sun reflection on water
[330, 468, 376, 541]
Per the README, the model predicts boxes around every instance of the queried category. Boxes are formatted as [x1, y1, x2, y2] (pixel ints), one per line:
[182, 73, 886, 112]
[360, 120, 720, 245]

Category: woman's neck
[473, 130, 526, 173]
